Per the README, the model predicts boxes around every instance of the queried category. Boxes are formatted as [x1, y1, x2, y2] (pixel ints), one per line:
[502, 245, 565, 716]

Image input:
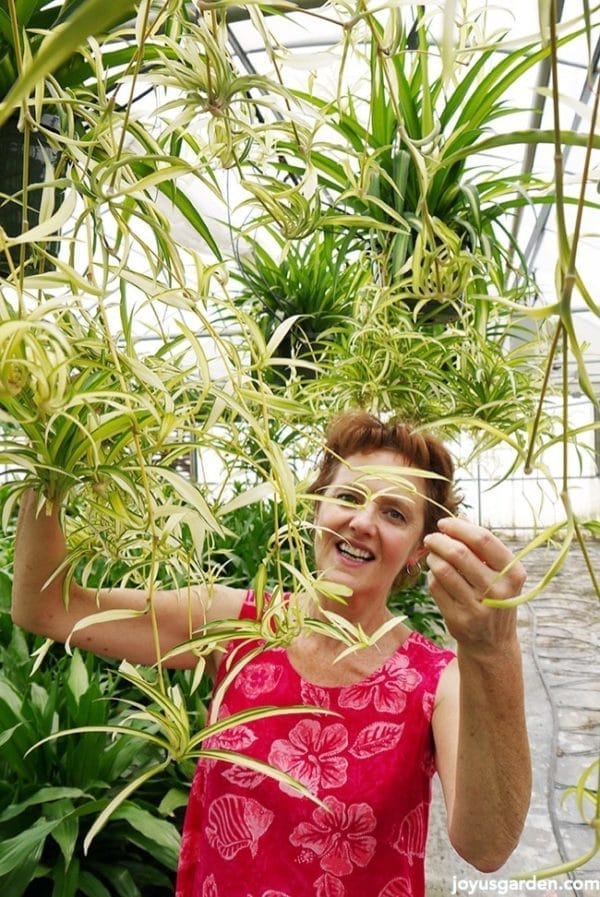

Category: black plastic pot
[0, 113, 63, 277]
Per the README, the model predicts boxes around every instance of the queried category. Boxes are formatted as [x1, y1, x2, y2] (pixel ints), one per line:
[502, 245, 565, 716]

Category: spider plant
[0, 1, 224, 277]
[268, 5, 598, 330]
[232, 228, 370, 379]
[0, 0, 135, 274]
[0, 1, 140, 109]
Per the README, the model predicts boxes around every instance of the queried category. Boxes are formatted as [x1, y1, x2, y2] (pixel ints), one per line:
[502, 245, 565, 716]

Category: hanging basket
[0, 113, 64, 277]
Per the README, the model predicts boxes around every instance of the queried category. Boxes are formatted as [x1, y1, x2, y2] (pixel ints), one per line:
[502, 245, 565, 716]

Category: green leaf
[157, 787, 189, 818]
[219, 482, 274, 516]
[0, 678, 25, 716]
[0, 817, 64, 875]
[151, 467, 225, 536]
[0, 722, 22, 748]
[83, 759, 171, 855]
[51, 855, 81, 897]
[0, 788, 88, 824]
[111, 803, 180, 869]
[0, 0, 137, 125]
[65, 609, 148, 653]
[4, 190, 78, 245]
[78, 871, 112, 897]
[66, 649, 89, 705]
[100, 865, 140, 897]
[131, 161, 223, 260]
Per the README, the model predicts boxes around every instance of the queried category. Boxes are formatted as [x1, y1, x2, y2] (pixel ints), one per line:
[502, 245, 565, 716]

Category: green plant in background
[283, 8, 541, 324]
[0, 644, 184, 897]
[0, 0, 140, 275]
[0, 508, 186, 897]
[0, 0, 223, 280]
[0, 1, 140, 104]
[232, 228, 369, 379]
[0, 0, 598, 887]
[387, 577, 447, 646]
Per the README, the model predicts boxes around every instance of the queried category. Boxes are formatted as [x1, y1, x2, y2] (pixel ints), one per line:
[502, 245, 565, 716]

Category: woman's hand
[423, 517, 526, 654]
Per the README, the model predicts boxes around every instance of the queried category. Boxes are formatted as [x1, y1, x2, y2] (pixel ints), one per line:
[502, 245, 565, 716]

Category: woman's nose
[348, 502, 377, 532]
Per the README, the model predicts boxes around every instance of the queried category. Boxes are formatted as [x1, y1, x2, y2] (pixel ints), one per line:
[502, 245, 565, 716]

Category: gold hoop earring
[405, 561, 422, 578]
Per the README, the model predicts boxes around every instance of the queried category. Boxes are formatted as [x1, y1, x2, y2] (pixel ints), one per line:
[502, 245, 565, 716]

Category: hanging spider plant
[0, 1, 231, 278]
[0, 3, 141, 275]
[231, 227, 370, 380]
[271, 6, 596, 328]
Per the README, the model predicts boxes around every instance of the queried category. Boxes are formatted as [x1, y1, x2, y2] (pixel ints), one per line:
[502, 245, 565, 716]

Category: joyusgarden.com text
[451, 877, 600, 895]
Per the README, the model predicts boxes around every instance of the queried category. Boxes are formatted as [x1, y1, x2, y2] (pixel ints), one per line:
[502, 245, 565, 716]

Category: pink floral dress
[176, 592, 455, 897]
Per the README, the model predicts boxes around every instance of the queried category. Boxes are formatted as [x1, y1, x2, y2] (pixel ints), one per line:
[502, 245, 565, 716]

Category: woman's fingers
[423, 518, 526, 652]
[424, 518, 526, 657]
[423, 517, 526, 601]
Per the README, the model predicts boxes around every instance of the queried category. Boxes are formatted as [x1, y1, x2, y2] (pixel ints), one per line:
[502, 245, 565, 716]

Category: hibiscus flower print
[268, 720, 348, 796]
[237, 662, 283, 699]
[290, 795, 377, 876]
[338, 653, 421, 714]
[421, 691, 435, 719]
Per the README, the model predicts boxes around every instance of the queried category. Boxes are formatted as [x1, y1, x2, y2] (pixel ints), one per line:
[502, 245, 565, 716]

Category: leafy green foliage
[278, 14, 553, 321]
[232, 228, 369, 375]
[0, 630, 184, 895]
[0, 512, 184, 897]
[388, 579, 448, 646]
[0, 645, 185, 895]
[0, 0, 193, 118]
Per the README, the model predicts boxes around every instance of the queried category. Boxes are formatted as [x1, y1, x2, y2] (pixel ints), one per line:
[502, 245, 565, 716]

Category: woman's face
[313, 450, 427, 604]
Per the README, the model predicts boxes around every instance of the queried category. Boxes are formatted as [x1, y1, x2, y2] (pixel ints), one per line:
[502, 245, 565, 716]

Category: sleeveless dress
[176, 591, 455, 897]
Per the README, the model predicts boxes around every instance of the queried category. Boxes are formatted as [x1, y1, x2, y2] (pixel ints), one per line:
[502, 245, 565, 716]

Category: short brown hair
[307, 410, 460, 538]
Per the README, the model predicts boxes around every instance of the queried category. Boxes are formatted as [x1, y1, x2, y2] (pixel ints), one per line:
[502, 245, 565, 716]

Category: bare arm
[426, 518, 531, 872]
[11, 489, 246, 670]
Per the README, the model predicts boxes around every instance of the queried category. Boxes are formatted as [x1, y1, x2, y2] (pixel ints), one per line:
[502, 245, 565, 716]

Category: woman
[11, 411, 531, 897]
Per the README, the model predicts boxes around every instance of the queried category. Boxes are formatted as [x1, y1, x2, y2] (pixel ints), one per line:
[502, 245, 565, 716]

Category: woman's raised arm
[426, 517, 531, 871]
[11, 490, 246, 670]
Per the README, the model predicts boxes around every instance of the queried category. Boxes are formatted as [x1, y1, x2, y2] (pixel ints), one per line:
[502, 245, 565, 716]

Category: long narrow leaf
[0, 0, 136, 126]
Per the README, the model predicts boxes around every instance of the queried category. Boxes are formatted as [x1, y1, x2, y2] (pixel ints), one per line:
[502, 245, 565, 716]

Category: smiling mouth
[336, 541, 375, 562]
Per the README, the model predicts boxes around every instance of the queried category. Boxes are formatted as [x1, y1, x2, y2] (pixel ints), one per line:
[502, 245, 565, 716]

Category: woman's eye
[385, 507, 405, 522]
[337, 491, 361, 504]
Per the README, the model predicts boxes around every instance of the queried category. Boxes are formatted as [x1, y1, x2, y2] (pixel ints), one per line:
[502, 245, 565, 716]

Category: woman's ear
[407, 542, 428, 567]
